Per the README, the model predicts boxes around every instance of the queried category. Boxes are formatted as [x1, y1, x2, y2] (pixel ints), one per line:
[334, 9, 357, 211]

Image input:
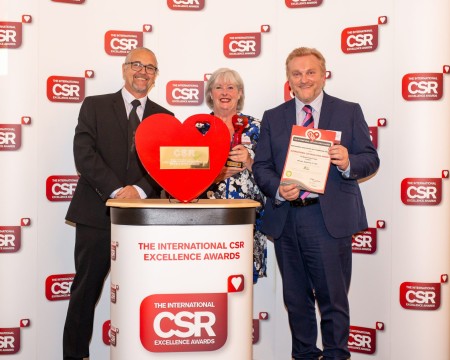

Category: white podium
[106, 199, 259, 360]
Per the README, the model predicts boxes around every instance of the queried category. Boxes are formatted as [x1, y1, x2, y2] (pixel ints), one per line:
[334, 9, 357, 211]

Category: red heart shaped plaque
[135, 113, 230, 203]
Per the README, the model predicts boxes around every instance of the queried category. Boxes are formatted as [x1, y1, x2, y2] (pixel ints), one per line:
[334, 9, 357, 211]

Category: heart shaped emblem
[306, 129, 321, 141]
[136, 113, 230, 203]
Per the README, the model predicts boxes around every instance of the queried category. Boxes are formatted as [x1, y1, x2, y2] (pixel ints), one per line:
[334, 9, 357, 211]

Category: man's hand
[279, 183, 300, 201]
[329, 144, 349, 171]
[114, 185, 140, 199]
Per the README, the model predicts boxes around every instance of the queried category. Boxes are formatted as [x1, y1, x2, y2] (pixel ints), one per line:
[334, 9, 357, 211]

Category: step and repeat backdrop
[1, 0, 449, 359]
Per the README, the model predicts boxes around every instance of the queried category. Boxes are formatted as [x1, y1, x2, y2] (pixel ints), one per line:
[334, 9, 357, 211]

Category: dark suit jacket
[66, 90, 173, 229]
[253, 92, 380, 239]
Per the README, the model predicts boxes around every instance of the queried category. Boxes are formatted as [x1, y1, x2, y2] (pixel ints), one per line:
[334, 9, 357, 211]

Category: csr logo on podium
[140, 292, 227, 352]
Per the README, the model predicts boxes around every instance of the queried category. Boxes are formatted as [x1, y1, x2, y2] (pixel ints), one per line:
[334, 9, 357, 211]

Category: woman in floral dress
[202, 68, 267, 282]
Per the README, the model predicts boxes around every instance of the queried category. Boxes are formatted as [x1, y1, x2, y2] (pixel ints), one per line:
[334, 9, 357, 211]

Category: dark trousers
[275, 203, 352, 360]
[63, 224, 111, 360]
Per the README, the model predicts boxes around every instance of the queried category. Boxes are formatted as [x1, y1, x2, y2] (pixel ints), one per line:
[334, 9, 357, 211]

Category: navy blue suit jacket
[253, 92, 379, 239]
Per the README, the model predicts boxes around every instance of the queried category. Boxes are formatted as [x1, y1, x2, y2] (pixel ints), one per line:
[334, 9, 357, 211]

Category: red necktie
[300, 105, 313, 199]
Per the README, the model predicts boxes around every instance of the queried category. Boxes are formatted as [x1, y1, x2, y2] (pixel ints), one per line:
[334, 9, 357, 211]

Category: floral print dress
[204, 113, 267, 282]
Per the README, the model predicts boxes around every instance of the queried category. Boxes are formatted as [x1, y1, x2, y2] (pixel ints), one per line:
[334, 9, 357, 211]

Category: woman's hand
[229, 144, 253, 171]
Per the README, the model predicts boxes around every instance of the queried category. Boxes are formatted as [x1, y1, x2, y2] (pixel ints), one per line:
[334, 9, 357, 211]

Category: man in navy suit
[63, 47, 173, 360]
[253, 47, 379, 360]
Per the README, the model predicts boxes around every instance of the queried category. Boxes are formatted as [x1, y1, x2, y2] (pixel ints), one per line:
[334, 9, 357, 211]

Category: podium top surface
[106, 199, 260, 209]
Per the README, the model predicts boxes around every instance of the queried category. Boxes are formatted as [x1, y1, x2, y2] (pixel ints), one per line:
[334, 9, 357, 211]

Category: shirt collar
[121, 87, 147, 108]
[294, 90, 324, 113]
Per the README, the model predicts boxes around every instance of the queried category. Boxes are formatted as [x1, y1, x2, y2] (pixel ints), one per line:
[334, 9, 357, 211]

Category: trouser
[63, 224, 110, 360]
[275, 203, 352, 360]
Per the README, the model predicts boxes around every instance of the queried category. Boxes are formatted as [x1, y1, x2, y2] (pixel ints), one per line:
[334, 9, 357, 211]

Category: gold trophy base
[226, 160, 244, 168]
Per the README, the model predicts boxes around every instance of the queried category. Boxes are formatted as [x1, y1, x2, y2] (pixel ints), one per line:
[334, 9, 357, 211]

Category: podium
[106, 199, 259, 360]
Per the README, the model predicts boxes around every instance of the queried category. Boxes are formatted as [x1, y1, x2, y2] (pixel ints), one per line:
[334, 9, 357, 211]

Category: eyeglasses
[124, 61, 158, 75]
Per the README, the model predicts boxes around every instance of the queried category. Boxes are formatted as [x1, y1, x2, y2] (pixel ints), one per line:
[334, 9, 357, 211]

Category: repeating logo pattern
[348, 324, 383, 355]
[402, 72, 444, 101]
[0, 124, 22, 151]
[401, 177, 442, 206]
[105, 30, 144, 56]
[167, 0, 205, 10]
[285, 0, 323, 8]
[46, 175, 79, 201]
[166, 81, 204, 105]
[400, 281, 442, 310]
[2, 1, 449, 359]
[45, 274, 75, 301]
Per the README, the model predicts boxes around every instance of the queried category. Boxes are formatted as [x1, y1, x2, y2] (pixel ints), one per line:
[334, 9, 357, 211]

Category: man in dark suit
[63, 47, 173, 360]
[253, 47, 379, 360]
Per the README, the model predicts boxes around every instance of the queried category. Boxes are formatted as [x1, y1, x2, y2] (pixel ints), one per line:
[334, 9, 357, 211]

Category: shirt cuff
[337, 161, 351, 178]
[133, 185, 147, 199]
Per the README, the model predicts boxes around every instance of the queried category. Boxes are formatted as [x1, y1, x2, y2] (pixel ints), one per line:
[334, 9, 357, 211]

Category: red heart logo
[136, 113, 230, 203]
[306, 129, 320, 141]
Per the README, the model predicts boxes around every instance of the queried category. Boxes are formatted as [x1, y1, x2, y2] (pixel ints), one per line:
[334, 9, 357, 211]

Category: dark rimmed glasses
[124, 61, 158, 75]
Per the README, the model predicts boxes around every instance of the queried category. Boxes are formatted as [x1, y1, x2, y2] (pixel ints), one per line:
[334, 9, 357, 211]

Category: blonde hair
[285, 47, 326, 75]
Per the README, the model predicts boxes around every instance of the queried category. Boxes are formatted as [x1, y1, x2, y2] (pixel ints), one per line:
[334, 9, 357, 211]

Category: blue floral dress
[204, 113, 267, 282]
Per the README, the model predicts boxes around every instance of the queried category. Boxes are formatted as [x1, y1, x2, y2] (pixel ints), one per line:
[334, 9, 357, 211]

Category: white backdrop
[1, 0, 449, 359]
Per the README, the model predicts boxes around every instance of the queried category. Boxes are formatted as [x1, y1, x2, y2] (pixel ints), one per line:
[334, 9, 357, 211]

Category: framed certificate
[280, 126, 341, 194]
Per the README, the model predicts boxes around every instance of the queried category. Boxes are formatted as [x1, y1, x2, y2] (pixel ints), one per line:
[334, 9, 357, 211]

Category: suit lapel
[283, 99, 296, 133]
[143, 98, 160, 119]
[112, 90, 128, 139]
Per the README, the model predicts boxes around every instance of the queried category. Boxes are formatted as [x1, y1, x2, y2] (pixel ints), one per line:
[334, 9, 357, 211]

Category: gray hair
[205, 68, 245, 111]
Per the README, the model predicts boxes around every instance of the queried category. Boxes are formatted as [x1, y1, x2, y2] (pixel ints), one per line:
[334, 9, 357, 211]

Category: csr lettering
[406, 290, 436, 304]
[0, 132, 16, 145]
[53, 84, 80, 97]
[172, 88, 199, 100]
[110, 38, 138, 51]
[0, 30, 16, 42]
[51, 281, 73, 295]
[52, 183, 77, 196]
[347, 33, 373, 47]
[348, 333, 371, 348]
[407, 186, 436, 199]
[0, 234, 15, 247]
[0, 336, 15, 349]
[353, 234, 372, 248]
[154, 311, 216, 338]
[229, 40, 256, 53]
[408, 81, 438, 94]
